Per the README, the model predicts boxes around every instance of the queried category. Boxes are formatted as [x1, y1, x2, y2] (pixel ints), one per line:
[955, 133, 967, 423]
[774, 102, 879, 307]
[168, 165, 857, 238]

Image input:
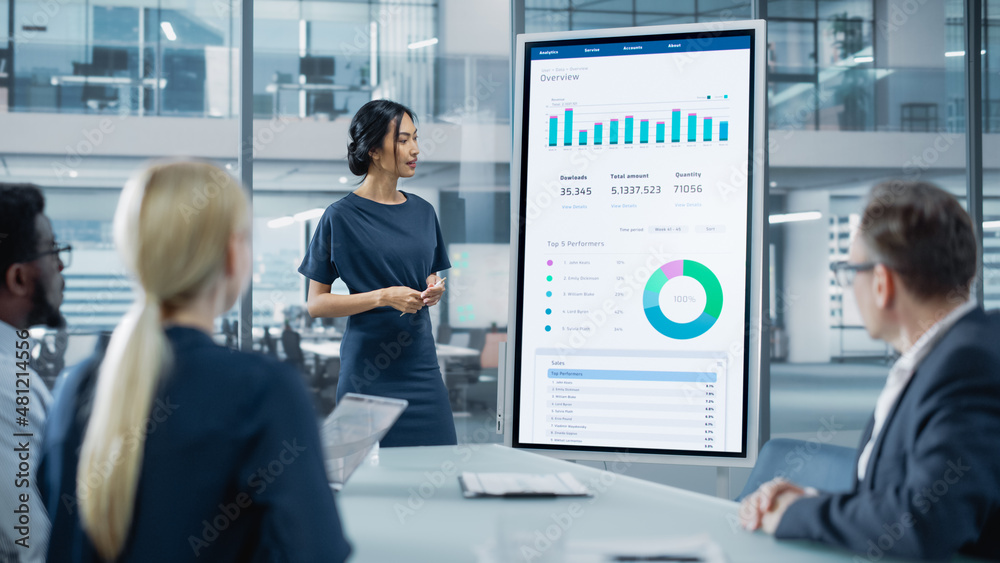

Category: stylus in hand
[400, 277, 446, 316]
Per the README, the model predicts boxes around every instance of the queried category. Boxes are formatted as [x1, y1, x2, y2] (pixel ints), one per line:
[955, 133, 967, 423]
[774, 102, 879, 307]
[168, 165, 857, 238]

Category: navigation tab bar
[530, 35, 751, 61]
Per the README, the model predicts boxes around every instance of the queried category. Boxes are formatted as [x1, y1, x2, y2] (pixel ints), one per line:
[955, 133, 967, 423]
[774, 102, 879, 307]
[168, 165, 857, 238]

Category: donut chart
[643, 260, 723, 340]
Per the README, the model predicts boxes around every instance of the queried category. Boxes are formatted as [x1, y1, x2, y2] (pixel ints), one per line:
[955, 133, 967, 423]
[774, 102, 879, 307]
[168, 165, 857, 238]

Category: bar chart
[546, 101, 731, 148]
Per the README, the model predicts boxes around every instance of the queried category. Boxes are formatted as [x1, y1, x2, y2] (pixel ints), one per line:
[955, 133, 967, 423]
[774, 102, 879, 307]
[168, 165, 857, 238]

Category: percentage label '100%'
[674, 296, 698, 303]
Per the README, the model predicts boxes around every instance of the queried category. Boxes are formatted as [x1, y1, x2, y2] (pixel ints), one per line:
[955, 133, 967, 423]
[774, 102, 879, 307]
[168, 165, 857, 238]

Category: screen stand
[716, 467, 731, 500]
[496, 341, 506, 435]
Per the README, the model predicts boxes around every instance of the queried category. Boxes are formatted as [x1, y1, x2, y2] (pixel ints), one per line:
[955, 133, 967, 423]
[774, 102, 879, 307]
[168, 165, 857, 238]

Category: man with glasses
[0, 182, 68, 561]
[741, 180, 1000, 560]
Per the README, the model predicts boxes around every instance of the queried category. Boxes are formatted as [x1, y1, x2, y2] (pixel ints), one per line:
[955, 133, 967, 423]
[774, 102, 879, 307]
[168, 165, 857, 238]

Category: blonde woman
[39, 161, 351, 562]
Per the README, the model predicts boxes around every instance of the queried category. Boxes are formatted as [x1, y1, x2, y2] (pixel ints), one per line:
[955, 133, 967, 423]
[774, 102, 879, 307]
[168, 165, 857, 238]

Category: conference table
[263, 81, 374, 119]
[49, 75, 168, 116]
[336, 444, 985, 563]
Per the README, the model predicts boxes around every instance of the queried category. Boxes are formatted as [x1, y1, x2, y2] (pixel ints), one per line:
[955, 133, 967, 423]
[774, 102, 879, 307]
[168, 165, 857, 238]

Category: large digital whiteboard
[504, 21, 767, 467]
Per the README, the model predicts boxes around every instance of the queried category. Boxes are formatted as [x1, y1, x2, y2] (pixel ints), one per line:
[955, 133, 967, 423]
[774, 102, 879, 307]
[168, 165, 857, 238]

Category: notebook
[320, 393, 408, 491]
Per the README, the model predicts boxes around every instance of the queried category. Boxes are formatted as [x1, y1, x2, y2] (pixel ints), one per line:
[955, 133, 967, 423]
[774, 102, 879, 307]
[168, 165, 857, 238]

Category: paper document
[459, 472, 591, 498]
[475, 531, 727, 563]
[563, 535, 728, 563]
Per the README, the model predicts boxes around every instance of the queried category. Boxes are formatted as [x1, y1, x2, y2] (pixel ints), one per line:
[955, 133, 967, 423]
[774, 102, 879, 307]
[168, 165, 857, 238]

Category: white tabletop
[300, 340, 478, 359]
[435, 343, 481, 358]
[299, 340, 342, 358]
[49, 75, 167, 87]
[336, 444, 979, 563]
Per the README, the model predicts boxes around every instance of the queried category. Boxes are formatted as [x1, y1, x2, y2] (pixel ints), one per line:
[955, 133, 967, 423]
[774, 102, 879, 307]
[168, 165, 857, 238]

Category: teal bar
[656, 122, 665, 143]
[549, 116, 558, 146]
[548, 368, 717, 383]
[625, 116, 634, 144]
[579, 130, 587, 145]
[687, 113, 696, 142]
[671, 110, 680, 142]
[564, 109, 573, 146]
[720, 121, 729, 141]
[639, 120, 649, 143]
[610, 120, 619, 144]
[703, 117, 712, 141]
[594, 122, 603, 145]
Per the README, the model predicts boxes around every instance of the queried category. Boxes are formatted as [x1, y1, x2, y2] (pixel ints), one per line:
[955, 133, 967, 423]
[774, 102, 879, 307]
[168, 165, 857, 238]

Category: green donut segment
[645, 267, 668, 292]
[683, 260, 723, 319]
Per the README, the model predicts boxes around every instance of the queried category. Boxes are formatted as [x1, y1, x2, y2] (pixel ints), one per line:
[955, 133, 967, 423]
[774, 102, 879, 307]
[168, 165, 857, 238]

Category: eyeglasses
[831, 261, 877, 288]
[23, 242, 73, 269]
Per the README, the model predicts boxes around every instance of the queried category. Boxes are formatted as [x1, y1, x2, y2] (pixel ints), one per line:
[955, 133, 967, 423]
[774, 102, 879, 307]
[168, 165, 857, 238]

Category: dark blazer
[39, 326, 351, 563]
[776, 308, 1000, 561]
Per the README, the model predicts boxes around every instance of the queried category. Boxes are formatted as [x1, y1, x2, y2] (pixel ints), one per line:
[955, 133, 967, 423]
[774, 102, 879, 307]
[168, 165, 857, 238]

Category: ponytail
[75, 160, 247, 557]
[76, 296, 170, 559]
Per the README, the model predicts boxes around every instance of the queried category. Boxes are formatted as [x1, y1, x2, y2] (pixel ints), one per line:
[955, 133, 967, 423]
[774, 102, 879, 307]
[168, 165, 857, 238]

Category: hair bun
[346, 99, 414, 177]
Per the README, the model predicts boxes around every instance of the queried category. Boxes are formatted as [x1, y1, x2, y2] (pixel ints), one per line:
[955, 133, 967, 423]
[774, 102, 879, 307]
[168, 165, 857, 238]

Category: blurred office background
[1, 0, 997, 495]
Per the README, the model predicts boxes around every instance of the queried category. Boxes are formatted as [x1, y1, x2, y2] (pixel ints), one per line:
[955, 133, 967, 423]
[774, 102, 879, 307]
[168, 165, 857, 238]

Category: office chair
[480, 332, 507, 375]
[261, 326, 278, 357]
[281, 326, 306, 373]
[467, 328, 487, 357]
[736, 438, 856, 501]
[309, 91, 335, 117]
[442, 331, 480, 414]
[226, 320, 239, 349]
[282, 325, 337, 416]
[465, 332, 505, 412]
[437, 323, 453, 344]
[33, 328, 68, 390]
[73, 62, 118, 111]
[314, 357, 340, 417]
[445, 330, 505, 414]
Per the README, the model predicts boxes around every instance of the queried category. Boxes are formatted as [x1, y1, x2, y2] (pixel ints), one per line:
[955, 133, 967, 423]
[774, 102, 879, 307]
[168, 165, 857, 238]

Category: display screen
[513, 29, 758, 458]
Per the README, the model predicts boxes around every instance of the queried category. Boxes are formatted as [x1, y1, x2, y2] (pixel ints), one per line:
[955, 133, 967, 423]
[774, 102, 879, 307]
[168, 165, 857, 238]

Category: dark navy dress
[39, 327, 351, 563]
[298, 191, 456, 447]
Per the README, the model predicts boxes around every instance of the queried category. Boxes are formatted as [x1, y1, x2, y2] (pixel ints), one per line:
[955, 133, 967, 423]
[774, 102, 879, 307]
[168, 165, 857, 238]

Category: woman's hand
[380, 286, 425, 314]
[422, 275, 446, 306]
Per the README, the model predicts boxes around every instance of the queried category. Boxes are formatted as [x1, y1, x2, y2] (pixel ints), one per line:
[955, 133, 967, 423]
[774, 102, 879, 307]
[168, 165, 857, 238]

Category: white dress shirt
[0, 320, 52, 562]
[857, 300, 977, 481]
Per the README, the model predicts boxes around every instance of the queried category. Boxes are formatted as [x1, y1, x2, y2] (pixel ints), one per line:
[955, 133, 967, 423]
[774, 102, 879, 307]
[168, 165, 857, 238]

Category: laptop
[320, 393, 408, 491]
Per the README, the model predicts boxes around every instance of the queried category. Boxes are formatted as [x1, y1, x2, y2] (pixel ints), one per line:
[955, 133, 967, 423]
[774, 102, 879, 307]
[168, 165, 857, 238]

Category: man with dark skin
[0, 182, 67, 561]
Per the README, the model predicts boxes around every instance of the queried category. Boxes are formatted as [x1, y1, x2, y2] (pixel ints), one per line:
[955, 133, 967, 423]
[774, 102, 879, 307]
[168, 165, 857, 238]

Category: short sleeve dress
[298, 191, 457, 447]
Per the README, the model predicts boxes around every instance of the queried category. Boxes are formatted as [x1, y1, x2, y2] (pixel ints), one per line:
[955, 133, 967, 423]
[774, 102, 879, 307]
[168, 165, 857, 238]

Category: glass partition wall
[2, 0, 992, 449]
